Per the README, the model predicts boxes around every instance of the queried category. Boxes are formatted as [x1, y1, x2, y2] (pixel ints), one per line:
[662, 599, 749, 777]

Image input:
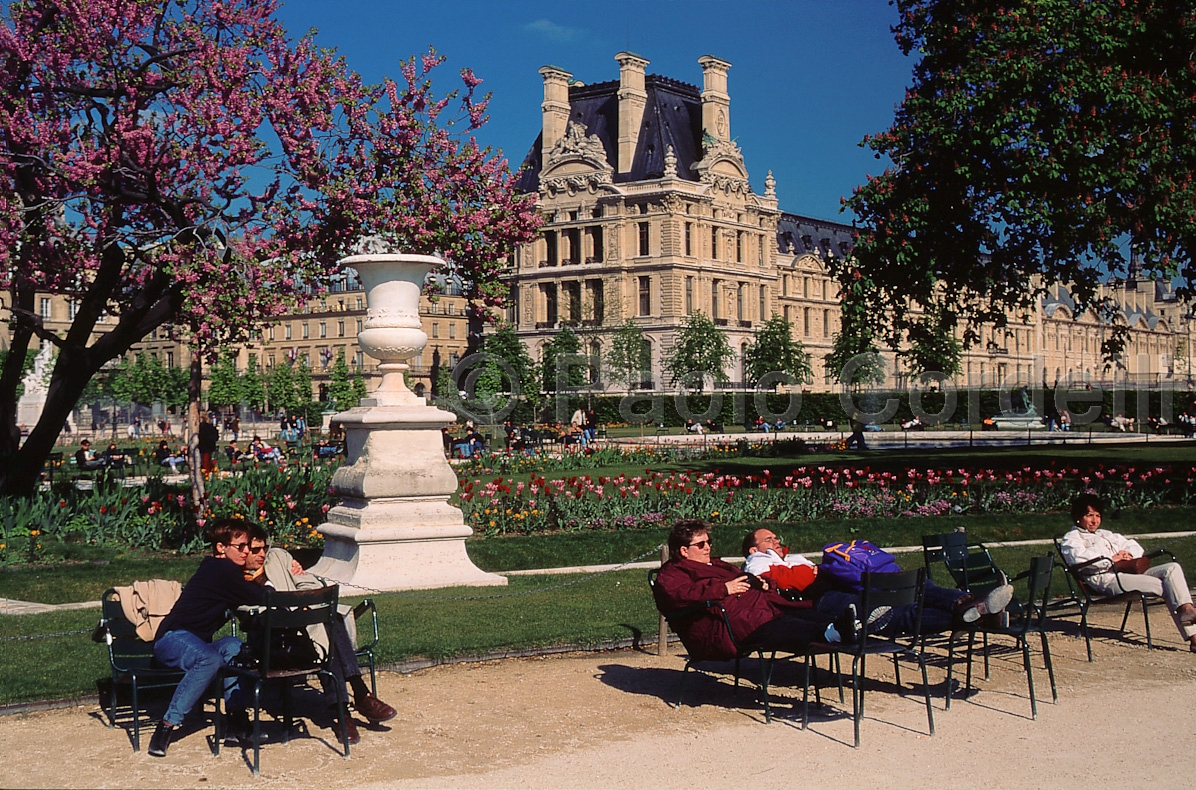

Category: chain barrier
[0, 627, 92, 643]
[316, 542, 666, 601]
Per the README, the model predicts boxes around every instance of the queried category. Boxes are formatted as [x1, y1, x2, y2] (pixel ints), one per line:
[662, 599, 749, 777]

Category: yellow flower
[710, 511, 719, 517]
[489, 520, 496, 527]
[29, 530, 39, 537]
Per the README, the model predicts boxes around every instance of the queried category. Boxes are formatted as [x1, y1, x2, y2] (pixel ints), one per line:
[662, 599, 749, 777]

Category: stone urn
[309, 252, 507, 591]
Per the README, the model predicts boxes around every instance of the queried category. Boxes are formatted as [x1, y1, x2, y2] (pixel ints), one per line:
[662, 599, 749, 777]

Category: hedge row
[436, 387, 1196, 429]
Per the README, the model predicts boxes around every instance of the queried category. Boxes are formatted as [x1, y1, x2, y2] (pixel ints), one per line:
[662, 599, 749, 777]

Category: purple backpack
[820, 540, 902, 592]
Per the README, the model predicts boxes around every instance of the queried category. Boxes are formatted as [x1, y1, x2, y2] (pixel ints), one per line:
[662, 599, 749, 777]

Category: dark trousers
[740, 611, 836, 653]
[319, 616, 362, 705]
[815, 581, 965, 635]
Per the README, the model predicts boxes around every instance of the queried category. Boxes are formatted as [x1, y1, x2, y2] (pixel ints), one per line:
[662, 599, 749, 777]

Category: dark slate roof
[515, 74, 702, 193]
[775, 213, 856, 258]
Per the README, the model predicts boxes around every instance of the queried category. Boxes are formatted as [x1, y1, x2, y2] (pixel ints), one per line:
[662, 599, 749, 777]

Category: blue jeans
[154, 630, 245, 726]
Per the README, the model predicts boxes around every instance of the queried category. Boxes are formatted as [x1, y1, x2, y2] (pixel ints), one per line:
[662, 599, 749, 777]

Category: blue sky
[275, 0, 914, 222]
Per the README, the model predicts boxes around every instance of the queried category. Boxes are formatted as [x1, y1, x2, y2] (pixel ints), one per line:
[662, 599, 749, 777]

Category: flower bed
[0, 463, 339, 564]
[457, 463, 1194, 537]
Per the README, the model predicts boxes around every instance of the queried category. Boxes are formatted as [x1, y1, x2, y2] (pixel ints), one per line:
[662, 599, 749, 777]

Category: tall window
[638, 222, 649, 256]
[684, 223, 692, 256]
[68, 300, 78, 319]
[39, 297, 50, 319]
[545, 231, 558, 265]
[736, 283, 745, 321]
[638, 276, 651, 316]
[338, 321, 345, 337]
[803, 307, 811, 336]
[711, 280, 721, 319]
[302, 323, 309, 339]
[431, 323, 439, 338]
[286, 324, 292, 340]
[759, 286, 766, 321]
[736, 231, 744, 263]
[782, 274, 788, 296]
[320, 322, 327, 338]
[822, 309, 829, 337]
[449, 323, 455, 339]
[711, 227, 718, 260]
[685, 276, 694, 315]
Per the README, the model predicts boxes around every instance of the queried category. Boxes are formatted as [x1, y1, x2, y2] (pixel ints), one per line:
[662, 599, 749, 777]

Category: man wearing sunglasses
[149, 517, 267, 757]
[238, 523, 396, 746]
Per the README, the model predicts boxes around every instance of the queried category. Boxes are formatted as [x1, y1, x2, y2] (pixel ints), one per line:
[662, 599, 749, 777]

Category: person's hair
[80, 439, 90, 446]
[1071, 493, 1105, 522]
[207, 516, 250, 549]
[667, 519, 711, 559]
[158, 440, 168, 447]
[244, 521, 269, 545]
[741, 528, 765, 557]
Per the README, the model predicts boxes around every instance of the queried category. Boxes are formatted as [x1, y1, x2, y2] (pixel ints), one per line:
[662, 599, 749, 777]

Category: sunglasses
[686, 539, 711, 549]
[227, 542, 250, 552]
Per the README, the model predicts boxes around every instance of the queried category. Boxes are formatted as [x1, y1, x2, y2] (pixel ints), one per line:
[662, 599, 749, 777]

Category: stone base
[311, 497, 507, 591]
[992, 414, 1046, 430]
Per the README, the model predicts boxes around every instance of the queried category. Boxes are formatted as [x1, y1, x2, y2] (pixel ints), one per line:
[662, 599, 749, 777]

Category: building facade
[501, 53, 1188, 392]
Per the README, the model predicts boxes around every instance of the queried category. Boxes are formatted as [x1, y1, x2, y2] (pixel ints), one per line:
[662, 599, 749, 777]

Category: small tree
[664, 312, 732, 392]
[541, 326, 587, 393]
[605, 320, 650, 391]
[292, 358, 314, 421]
[742, 314, 812, 387]
[241, 356, 267, 412]
[903, 304, 963, 382]
[326, 350, 355, 411]
[266, 361, 296, 417]
[479, 325, 537, 398]
[207, 354, 242, 411]
[351, 367, 369, 405]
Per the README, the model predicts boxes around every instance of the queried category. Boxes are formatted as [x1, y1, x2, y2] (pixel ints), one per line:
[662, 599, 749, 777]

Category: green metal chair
[1051, 534, 1175, 661]
[218, 586, 351, 776]
[947, 555, 1057, 718]
[351, 599, 380, 695]
[97, 588, 190, 752]
[801, 569, 936, 748]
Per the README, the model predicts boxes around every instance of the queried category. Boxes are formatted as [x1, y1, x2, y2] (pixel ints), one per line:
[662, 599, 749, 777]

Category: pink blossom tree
[0, 0, 540, 496]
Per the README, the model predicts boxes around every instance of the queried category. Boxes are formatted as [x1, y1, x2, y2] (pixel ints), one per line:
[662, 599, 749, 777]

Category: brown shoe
[1178, 607, 1196, 626]
[338, 714, 360, 745]
[355, 692, 397, 724]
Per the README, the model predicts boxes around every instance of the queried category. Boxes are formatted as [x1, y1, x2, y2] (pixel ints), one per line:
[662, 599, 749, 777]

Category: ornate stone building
[502, 53, 1189, 393]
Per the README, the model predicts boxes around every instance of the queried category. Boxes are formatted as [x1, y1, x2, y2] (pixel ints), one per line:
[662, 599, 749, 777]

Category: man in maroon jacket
[655, 520, 856, 660]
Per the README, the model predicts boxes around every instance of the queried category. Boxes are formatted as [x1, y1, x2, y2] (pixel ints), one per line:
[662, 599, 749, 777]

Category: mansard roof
[515, 74, 703, 193]
[776, 213, 855, 258]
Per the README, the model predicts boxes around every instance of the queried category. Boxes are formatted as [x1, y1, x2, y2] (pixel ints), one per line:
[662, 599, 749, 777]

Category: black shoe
[829, 604, 860, 643]
[148, 721, 174, 757]
[223, 709, 251, 747]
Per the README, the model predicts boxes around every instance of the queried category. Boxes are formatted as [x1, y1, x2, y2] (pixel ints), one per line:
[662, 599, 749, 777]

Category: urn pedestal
[309, 253, 506, 591]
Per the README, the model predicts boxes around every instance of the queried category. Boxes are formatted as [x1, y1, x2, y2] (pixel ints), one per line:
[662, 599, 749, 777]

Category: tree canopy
[842, 0, 1196, 355]
[663, 312, 732, 392]
[742, 314, 812, 388]
[605, 320, 650, 391]
[0, 0, 539, 494]
[540, 326, 587, 393]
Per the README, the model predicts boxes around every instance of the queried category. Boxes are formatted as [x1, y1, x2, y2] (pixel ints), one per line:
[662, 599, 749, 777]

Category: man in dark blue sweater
[148, 517, 265, 757]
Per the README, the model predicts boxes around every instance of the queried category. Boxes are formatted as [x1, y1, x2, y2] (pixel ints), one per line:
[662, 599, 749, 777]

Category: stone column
[310, 252, 506, 591]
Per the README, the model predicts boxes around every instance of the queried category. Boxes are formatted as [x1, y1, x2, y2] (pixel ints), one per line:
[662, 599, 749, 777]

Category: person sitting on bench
[75, 439, 106, 471]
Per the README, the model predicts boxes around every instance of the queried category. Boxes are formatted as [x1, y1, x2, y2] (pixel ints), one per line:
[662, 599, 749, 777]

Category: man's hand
[725, 575, 751, 596]
[291, 559, 305, 576]
[1111, 550, 1134, 563]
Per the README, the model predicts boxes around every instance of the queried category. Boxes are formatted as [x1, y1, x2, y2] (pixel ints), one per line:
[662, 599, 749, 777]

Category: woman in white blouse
[1061, 493, 1196, 652]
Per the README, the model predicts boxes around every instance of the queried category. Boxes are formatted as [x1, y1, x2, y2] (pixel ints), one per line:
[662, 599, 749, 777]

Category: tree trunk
[187, 354, 205, 508]
[0, 346, 97, 497]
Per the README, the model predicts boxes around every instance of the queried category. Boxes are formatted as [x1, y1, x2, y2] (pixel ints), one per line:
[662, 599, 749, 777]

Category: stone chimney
[539, 65, 573, 165]
[698, 55, 732, 143]
[615, 52, 649, 175]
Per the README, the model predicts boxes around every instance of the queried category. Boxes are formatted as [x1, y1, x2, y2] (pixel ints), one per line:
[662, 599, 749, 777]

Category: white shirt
[743, 547, 815, 577]
[1059, 526, 1144, 576]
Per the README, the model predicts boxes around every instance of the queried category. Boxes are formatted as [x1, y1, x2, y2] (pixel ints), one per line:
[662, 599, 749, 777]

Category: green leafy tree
[351, 367, 368, 404]
[825, 285, 886, 389]
[903, 304, 963, 382]
[241, 355, 267, 412]
[292, 358, 314, 419]
[326, 349, 355, 410]
[161, 364, 189, 409]
[265, 361, 295, 416]
[540, 326, 587, 393]
[844, 0, 1196, 357]
[742, 314, 812, 387]
[605, 320, 651, 391]
[206, 353, 241, 411]
[663, 312, 732, 392]
[111, 352, 169, 409]
[479, 325, 537, 398]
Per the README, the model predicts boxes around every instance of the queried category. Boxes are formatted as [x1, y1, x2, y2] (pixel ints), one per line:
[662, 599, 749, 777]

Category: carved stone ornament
[765, 170, 777, 198]
[692, 136, 750, 194]
[544, 121, 611, 172]
[663, 145, 677, 178]
[541, 171, 613, 197]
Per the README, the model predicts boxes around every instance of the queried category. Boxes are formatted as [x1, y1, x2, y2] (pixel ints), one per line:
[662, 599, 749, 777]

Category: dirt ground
[2, 607, 1195, 790]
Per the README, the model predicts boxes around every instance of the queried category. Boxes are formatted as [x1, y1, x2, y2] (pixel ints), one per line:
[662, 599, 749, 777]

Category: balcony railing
[713, 318, 729, 327]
